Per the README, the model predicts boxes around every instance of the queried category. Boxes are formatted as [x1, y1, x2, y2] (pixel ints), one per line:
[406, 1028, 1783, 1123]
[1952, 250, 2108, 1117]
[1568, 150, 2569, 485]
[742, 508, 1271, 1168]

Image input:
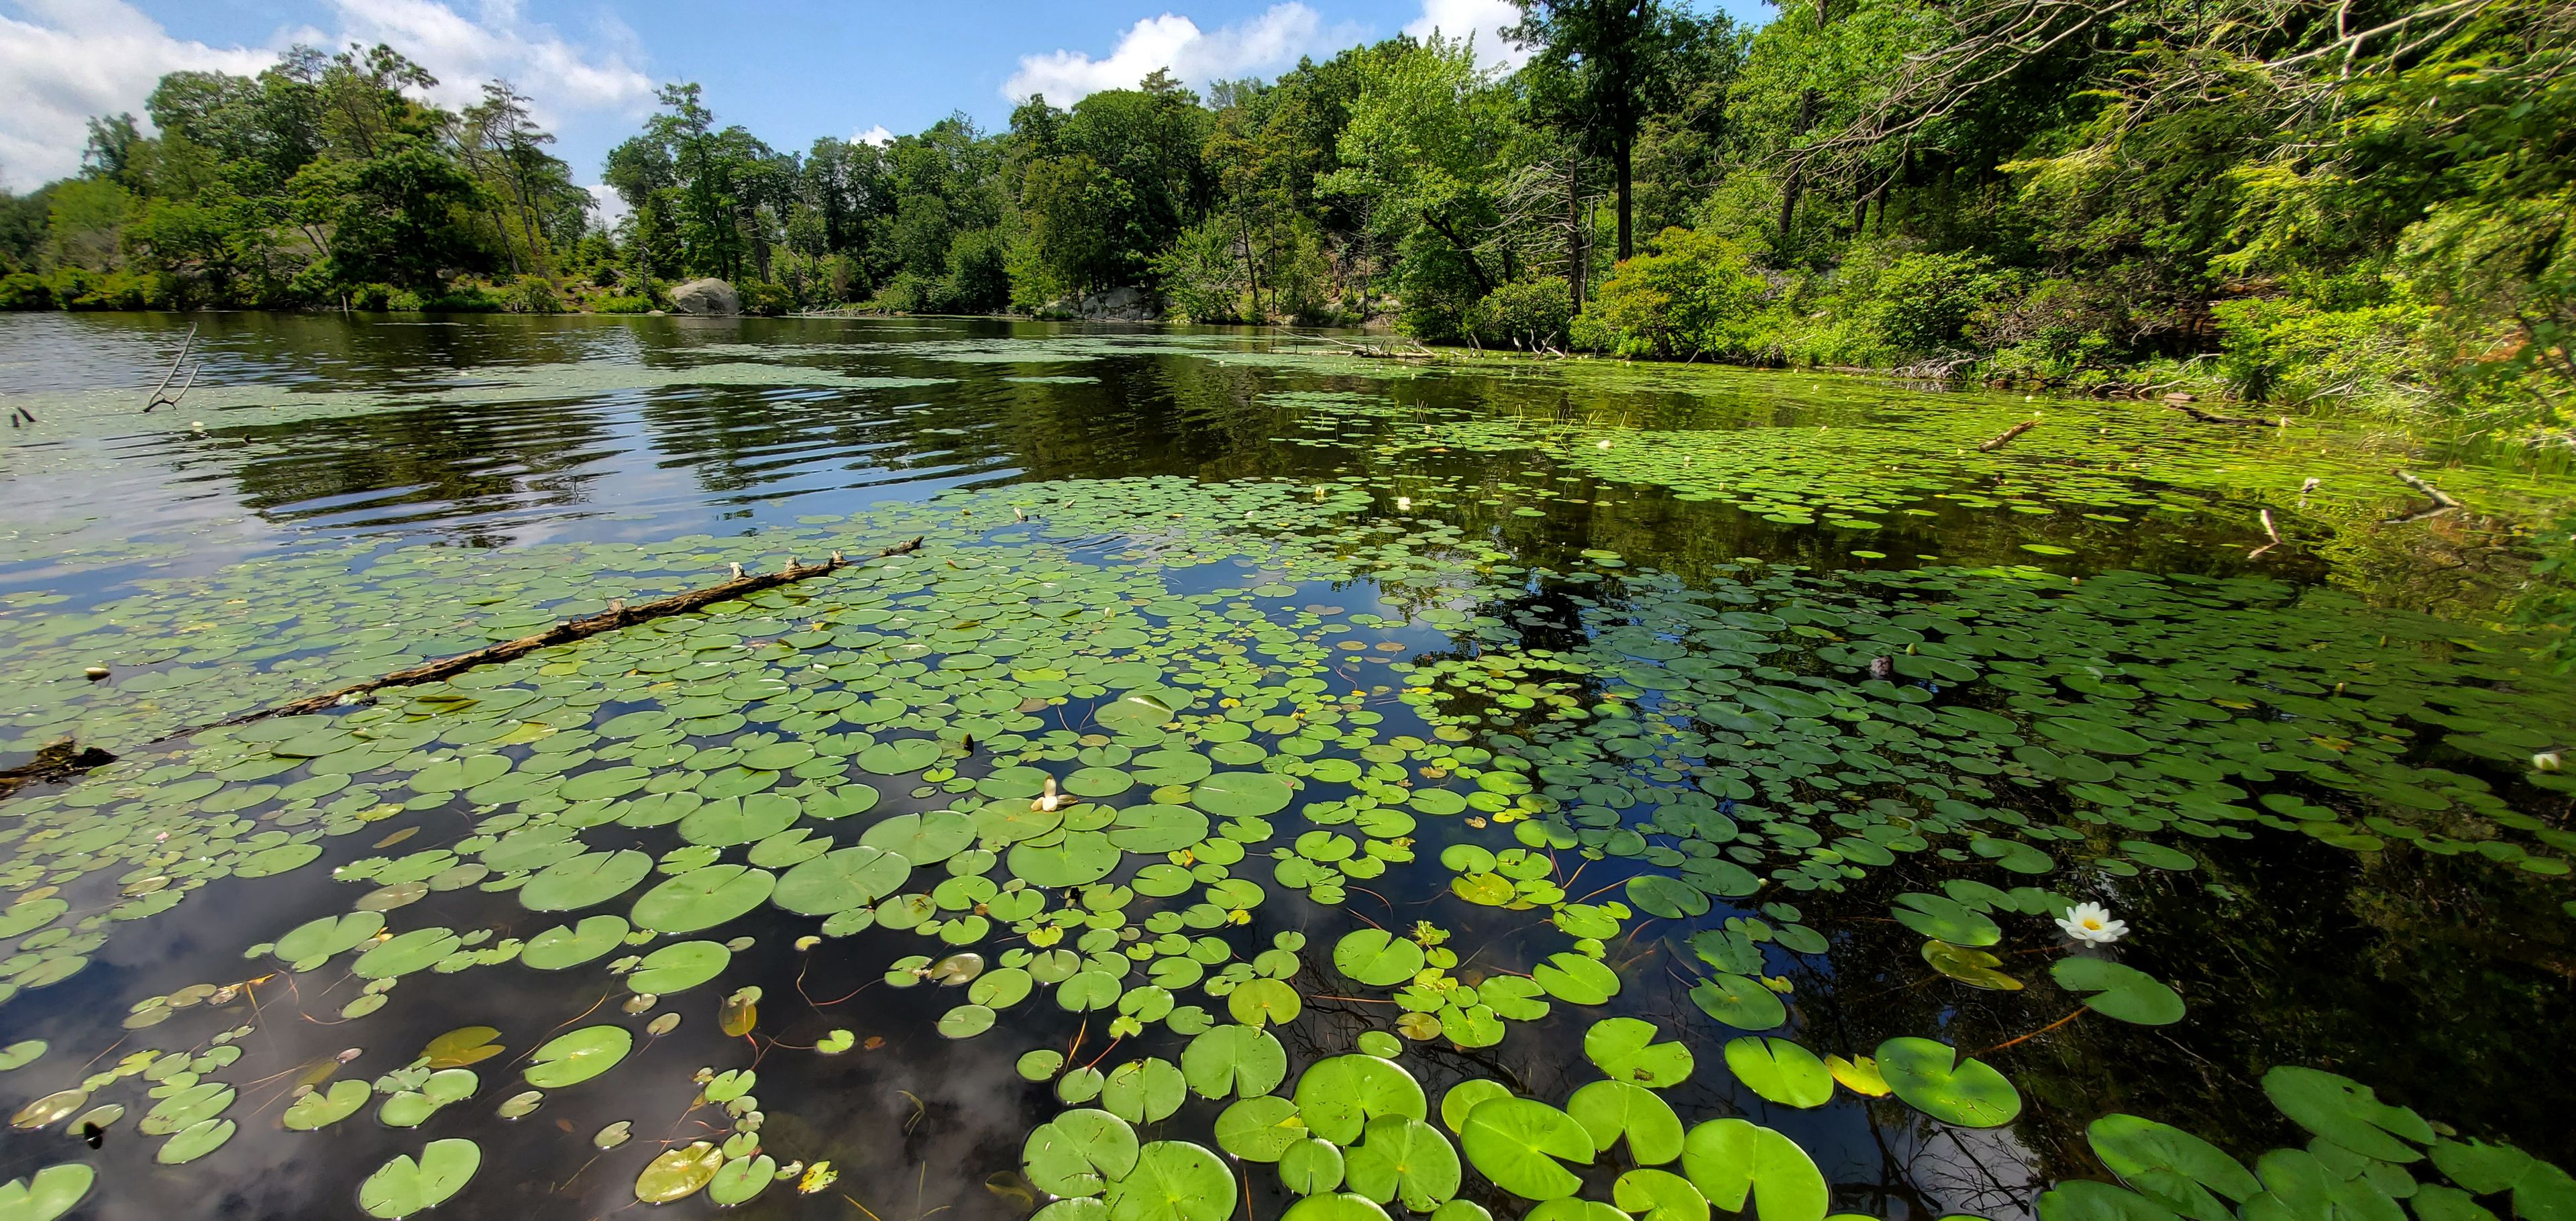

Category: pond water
[1, 312, 2571, 1221]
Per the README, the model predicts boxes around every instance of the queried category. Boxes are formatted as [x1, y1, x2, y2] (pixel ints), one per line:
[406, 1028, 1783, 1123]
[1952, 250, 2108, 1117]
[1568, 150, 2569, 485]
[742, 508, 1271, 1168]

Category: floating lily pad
[1334, 929, 1427, 987]
[1723, 1038, 1833, 1108]
[2052, 957, 2186, 1025]
[1876, 1038, 2021, 1127]
[1585, 1018, 1697, 1087]
[631, 864, 775, 933]
[1460, 1097, 1594, 1201]
[523, 1026, 632, 1088]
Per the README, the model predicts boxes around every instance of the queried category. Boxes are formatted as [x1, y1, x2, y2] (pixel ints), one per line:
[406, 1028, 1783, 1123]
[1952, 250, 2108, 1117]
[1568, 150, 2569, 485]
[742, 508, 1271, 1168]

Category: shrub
[1866, 251, 2003, 356]
[1153, 220, 1252, 323]
[1576, 227, 1782, 360]
[592, 295, 653, 314]
[738, 278, 796, 315]
[1466, 278, 1574, 349]
[0, 272, 53, 310]
[2212, 297, 2430, 405]
[503, 275, 565, 314]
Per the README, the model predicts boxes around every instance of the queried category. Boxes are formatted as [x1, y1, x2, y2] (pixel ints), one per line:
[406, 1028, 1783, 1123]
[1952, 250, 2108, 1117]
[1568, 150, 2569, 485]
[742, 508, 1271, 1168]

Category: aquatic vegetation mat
[2, 469, 2571, 1220]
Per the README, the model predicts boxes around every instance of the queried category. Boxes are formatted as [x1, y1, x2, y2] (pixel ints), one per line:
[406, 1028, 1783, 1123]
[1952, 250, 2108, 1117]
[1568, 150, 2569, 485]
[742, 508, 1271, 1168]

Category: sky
[0, 0, 1769, 204]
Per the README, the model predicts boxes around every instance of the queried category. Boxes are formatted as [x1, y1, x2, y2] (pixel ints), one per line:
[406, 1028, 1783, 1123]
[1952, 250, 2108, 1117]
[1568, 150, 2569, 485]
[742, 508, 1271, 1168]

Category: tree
[1509, 0, 1720, 258]
[1326, 35, 1522, 319]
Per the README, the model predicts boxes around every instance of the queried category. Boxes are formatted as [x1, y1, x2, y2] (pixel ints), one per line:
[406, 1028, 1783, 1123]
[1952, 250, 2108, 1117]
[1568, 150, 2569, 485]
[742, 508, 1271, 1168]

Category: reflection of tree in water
[205, 395, 621, 539]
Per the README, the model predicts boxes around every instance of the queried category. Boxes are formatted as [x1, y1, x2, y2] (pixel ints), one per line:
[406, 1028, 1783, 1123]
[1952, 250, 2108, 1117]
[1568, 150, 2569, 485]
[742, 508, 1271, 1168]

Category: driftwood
[1976, 420, 2039, 452]
[143, 324, 200, 413]
[2385, 470, 2461, 524]
[221, 537, 924, 725]
[0, 738, 118, 798]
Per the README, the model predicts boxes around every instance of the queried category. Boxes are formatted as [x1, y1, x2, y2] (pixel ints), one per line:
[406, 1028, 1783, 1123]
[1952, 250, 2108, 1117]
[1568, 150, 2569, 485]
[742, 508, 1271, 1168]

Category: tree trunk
[1778, 89, 1819, 249]
[1566, 162, 1586, 315]
[1235, 202, 1262, 323]
[1614, 133, 1634, 261]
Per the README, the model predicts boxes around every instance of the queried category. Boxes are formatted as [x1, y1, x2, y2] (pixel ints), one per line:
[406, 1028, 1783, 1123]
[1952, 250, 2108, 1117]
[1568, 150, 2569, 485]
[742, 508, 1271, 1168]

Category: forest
[0, 0, 2569, 423]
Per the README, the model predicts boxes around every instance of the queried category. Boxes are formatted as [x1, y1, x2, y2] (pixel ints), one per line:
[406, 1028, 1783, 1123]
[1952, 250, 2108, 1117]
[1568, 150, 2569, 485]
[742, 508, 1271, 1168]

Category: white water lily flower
[1395, 496, 1411, 511]
[1596, 439, 1613, 449]
[2057, 902, 2128, 945]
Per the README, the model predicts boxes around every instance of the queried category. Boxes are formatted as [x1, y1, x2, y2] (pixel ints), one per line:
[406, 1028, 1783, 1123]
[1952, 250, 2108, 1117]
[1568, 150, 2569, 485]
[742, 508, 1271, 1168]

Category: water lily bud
[2536, 751, 2563, 772]
[83, 666, 109, 680]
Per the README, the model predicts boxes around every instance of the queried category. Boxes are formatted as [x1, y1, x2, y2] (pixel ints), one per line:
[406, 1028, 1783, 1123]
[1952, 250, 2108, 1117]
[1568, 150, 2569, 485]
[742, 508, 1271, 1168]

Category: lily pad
[631, 864, 775, 933]
[523, 1026, 632, 1088]
[637, 1141, 724, 1204]
[1460, 1097, 1594, 1201]
[1183, 1023, 1289, 1100]
[1334, 929, 1427, 987]
[0, 1163, 94, 1221]
[1723, 1038, 1833, 1108]
[1584, 1017, 1696, 1087]
[1024, 1109, 1141, 1198]
[1876, 1038, 2021, 1127]
[361, 1138, 481, 1218]
[2052, 957, 2186, 1025]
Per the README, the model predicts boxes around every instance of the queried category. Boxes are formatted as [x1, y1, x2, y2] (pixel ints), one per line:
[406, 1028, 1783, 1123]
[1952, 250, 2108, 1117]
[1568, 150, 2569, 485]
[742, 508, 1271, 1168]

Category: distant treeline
[3, 0, 2569, 419]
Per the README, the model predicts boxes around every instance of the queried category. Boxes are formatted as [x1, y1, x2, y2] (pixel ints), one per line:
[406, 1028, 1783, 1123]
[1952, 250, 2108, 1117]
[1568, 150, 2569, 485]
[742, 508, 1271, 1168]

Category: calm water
[0, 312, 2569, 1221]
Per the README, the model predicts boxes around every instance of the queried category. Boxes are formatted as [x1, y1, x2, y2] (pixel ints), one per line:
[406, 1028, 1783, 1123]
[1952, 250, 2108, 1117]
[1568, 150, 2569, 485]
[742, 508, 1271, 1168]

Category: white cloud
[1404, 0, 1532, 72]
[851, 125, 894, 146]
[0, 0, 655, 191]
[0, 0, 271, 189]
[1002, 3, 1360, 105]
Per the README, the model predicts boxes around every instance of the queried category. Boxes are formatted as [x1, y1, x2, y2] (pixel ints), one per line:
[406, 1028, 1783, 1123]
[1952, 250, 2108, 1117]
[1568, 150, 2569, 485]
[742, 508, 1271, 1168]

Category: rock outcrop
[669, 278, 741, 316]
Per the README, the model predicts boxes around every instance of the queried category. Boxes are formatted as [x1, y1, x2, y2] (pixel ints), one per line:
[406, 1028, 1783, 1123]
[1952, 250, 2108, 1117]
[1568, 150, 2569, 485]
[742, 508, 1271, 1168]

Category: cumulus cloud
[1404, 0, 1533, 72]
[0, 0, 654, 191]
[1002, 3, 1360, 105]
[851, 125, 895, 146]
[0, 0, 271, 189]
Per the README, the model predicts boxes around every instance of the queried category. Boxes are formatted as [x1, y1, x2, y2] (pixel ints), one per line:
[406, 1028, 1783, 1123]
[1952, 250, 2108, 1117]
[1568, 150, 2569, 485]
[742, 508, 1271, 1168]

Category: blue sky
[1, 0, 1768, 196]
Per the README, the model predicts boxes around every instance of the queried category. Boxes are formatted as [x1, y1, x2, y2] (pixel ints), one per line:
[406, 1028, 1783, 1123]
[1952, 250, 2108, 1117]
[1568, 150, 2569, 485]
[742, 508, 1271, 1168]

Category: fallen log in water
[2167, 402, 2274, 426]
[2385, 470, 2461, 524]
[0, 738, 119, 798]
[220, 536, 925, 726]
[1977, 420, 2039, 452]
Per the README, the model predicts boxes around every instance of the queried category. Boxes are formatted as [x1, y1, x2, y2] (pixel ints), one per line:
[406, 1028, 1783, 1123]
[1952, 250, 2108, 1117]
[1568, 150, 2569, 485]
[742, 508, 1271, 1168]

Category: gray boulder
[670, 278, 741, 316]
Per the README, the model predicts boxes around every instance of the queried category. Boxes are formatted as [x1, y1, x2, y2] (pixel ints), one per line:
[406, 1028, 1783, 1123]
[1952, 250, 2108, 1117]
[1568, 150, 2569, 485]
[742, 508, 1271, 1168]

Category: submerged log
[219, 536, 926, 727]
[0, 738, 119, 797]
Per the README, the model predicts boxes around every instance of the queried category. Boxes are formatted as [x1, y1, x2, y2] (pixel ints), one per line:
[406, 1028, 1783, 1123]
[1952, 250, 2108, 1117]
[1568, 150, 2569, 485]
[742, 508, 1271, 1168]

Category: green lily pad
[1691, 974, 1788, 1031]
[1194, 772, 1295, 818]
[774, 847, 913, 914]
[352, 927, 462, 979]
[631, 864, 775, 933]
[523, 1026, 632, 1088]
[1892, 894, 2001, 947]
[1183, 1023, 1288, 1100]
[1876, 1038, 2021, 1127]
[1024, 1109, 1140, 1198]
[1102, 1057, 1188, 1124]
[1626, 875, 1710, 918]
[360, 1138, 481, 1218]
[1533, 953, 1621, 1005]
[1217, 1096, 1309, 1161]
[157, 1117, 235, 1164]
[1295, 1054, 1429, 1145]
[1584, 1017, 1696, 1087]
[1345, 1115, 1463, 1211]
[1229, 978, 1304, 1028]
[2086, 1114, 2261, 1219]
[2052, 957, 2186, 1025]
[628, 940, 731, 993]
[1723, 1038, 1833, 1108]
[1334, 929, 1427, 987]
[2259, 1067, 2430, 1163]
[1682, 1119, 1828, 1221]
[285, 1079, 373, 1130]
[1567, 1080, 1685, 1164]
[1104, 1140, 1233, 1221]
[274, 912, 386, 963]
[857, 737, 943, 775]
[1460, 1097, 1594, 1201]
[0, 1163, 94, 1221]
[521, 850, 653, 911]
[521, 915, 631, 969]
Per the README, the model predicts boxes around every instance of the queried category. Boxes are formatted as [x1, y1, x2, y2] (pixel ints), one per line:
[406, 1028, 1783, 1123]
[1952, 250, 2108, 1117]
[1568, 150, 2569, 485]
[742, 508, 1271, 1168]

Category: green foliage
[1576, 228, 1781, 360]
[1467, 278, 1574, 349]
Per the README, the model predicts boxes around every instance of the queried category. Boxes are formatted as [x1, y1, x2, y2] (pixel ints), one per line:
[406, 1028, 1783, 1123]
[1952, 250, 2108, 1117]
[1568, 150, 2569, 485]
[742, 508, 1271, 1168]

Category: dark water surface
[0, 312, 2569, 1221]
